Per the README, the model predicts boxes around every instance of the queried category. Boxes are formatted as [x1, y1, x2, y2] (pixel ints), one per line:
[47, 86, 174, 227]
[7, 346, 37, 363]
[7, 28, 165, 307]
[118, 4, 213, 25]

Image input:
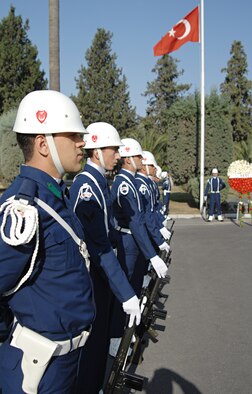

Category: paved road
[130, 218, 252, 394]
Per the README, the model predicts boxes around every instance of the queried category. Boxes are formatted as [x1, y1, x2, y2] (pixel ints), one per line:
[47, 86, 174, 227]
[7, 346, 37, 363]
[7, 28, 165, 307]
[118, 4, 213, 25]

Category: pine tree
[204, 90, 233, 174]
[143, 54, 191, 119]
[73, 28, 137, 133]
[0, 108, 23, 184]
[0, 6, 47, 114]
[160, 94, 199, 184]
[220, 40, 252, 142]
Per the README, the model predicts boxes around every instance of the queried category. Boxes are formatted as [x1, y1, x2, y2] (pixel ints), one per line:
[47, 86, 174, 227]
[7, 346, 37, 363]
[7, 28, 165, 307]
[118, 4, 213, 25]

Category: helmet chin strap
[145, 165, 150, 176]
[97, 148, 106, 169]
[46, 134, 65, 177]
[129, 157, 137, 171]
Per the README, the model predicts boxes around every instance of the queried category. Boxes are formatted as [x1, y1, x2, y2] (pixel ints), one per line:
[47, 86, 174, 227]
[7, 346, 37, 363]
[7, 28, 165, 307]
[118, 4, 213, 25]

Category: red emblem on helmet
[126, 147, 130, 152]
[92, 135, 97, 142]
[36, 110, 47, 123]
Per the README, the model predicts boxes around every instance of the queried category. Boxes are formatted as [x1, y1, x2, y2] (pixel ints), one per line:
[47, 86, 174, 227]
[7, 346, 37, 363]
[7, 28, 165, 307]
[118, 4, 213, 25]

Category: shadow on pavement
[144, 368, 202, 394]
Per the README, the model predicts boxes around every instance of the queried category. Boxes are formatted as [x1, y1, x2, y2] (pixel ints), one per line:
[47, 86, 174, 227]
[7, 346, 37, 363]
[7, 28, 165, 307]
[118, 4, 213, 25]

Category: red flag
[153, 6, 199, 56]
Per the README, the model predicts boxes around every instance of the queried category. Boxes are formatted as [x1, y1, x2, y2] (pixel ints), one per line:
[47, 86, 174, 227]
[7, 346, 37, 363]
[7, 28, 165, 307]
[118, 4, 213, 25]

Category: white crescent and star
[168, 19, 191, 40]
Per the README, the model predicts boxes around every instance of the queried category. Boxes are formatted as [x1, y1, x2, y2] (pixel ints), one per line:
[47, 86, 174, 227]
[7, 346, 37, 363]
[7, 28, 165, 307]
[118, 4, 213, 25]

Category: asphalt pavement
[129, 217, 252, 394]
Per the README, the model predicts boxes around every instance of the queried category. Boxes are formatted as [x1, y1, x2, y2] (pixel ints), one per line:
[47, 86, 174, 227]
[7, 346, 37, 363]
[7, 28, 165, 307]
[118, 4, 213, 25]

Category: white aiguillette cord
[0, 195, 90, 296]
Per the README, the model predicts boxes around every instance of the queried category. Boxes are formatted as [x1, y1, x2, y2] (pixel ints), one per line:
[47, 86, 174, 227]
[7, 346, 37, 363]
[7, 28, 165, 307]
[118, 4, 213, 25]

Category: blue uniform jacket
[162, 177, 172, 192]
[135, 173, 164, 247]
[0, 166, 95, 341]
[69, 163, 135, 303]
[111, 169, 157, 260]
[150, 179, 166, 226]
[204, 177, 226, 195]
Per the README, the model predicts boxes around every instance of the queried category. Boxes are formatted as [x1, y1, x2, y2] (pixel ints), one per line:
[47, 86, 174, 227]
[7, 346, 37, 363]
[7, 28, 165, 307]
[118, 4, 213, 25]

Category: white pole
[199, 0, 205, 211]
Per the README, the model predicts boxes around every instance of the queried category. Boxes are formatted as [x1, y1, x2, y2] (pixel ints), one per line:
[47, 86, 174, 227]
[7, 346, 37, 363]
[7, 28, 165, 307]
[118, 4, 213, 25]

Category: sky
[1, 1, 252, 117]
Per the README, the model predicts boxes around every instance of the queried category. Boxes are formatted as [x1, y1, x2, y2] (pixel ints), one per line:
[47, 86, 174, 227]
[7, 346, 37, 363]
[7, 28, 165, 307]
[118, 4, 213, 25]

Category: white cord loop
[0, 196, 39, 297]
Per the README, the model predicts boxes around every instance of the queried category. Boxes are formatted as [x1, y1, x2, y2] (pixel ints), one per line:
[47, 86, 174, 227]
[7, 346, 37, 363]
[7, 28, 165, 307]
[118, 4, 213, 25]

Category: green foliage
[220, 41, 252, 142]
[73, 28, 137, 133]
[123, 122, 168, 166]
[160, 94, 199, 184]
[204, 90, 233, 175]
[0, 6, 47, 114]
[233, 137, 252, 162]
[0, 108, 23, 183]
[143, 54, 191, 118]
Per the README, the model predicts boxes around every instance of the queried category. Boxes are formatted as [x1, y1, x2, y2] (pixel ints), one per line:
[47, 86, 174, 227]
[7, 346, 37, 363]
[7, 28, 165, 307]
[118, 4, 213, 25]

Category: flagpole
[199, 0, 205, 211]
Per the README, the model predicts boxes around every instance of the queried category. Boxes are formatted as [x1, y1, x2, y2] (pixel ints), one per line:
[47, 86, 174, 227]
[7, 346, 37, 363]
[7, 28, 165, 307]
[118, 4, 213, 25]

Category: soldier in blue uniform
[135, 151, 171, 246]
[161, 170, 172, 220]
[204, 168, 226, 222]
[149, 165, 166, 226]
[109, 139, 169, 355]
[69, 123, 141, 394]
[0, 90, 96, 394]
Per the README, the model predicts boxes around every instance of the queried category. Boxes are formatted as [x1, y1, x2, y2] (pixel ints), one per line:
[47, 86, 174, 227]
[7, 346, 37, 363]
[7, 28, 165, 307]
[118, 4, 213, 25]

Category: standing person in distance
[69, 123, 141, 394]
[204, 168, 226, 222]
[0, 90, 95, 394]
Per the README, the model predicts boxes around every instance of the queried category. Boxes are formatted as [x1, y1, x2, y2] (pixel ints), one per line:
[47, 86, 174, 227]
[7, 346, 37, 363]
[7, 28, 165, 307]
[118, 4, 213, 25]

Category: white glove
[159, 241, 170, 254]
[150, 255, 168, 278]
[204, 196, 207, 201]
[160, 227, 171, 240]
[122, 295, 141, 327]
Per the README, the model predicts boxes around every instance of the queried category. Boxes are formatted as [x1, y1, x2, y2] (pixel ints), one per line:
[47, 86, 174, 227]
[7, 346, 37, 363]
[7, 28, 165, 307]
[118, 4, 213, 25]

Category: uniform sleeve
[138, 187, 164, 247]
[0, 214, 36, 295]
[117, 191, 157, 260]
[204, 179, 210, 195]
[75, 198, 134, 303]
[220, 178, 226, 190]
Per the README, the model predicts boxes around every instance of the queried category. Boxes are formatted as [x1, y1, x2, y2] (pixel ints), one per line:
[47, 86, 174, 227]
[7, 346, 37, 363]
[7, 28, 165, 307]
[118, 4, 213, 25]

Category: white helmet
[155, 166, 162, 179]
[84, 122, 123, 149]
[212, 168, 218, 174]
[142, 151, 157, 166]
[161, 171, 168, 178]
[13, 90, 87, 134]
[119, 138, 143, 157]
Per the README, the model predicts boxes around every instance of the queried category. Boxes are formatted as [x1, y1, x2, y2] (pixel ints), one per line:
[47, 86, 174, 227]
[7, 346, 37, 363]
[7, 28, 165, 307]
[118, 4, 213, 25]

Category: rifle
[129, 250, 171, 365]
[104, 318, 147, 393]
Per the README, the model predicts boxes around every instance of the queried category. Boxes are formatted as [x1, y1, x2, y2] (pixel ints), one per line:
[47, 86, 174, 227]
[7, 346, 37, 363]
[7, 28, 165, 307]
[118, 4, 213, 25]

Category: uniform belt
[115, 226, 132, 234]
[54, 327, 91, 355]
[13, 322, 91, 356]
[210, 191, 220, 193]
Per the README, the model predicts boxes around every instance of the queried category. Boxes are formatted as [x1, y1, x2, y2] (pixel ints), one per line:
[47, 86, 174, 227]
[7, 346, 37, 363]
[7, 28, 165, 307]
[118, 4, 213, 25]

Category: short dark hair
[16, 133, 37, 161]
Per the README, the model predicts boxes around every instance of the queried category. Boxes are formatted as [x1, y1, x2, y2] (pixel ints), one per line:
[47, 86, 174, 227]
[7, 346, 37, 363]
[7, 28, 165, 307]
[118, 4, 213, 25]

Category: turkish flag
[153, 6, 199, 56]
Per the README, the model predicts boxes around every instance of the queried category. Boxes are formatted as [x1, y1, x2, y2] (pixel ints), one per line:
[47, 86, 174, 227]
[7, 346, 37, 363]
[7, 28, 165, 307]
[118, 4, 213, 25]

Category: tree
[204, 90, 233, 175]
[124, 122, 168, 166]
[73, 28, 137, 132]
[0, 108, 23, 184]
[220, 40, 252, 142]
[143, 54, 191, 120]
[0, 6, 47, 114]
[161, 94, 199, 185]
[49, 0, 60, 91]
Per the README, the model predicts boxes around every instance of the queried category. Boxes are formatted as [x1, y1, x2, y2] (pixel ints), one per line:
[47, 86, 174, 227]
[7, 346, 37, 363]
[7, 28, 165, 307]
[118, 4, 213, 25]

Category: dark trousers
[75, 264, 113, 394]
[209, 193, 222, 216]
[109, 232, 146, 338]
